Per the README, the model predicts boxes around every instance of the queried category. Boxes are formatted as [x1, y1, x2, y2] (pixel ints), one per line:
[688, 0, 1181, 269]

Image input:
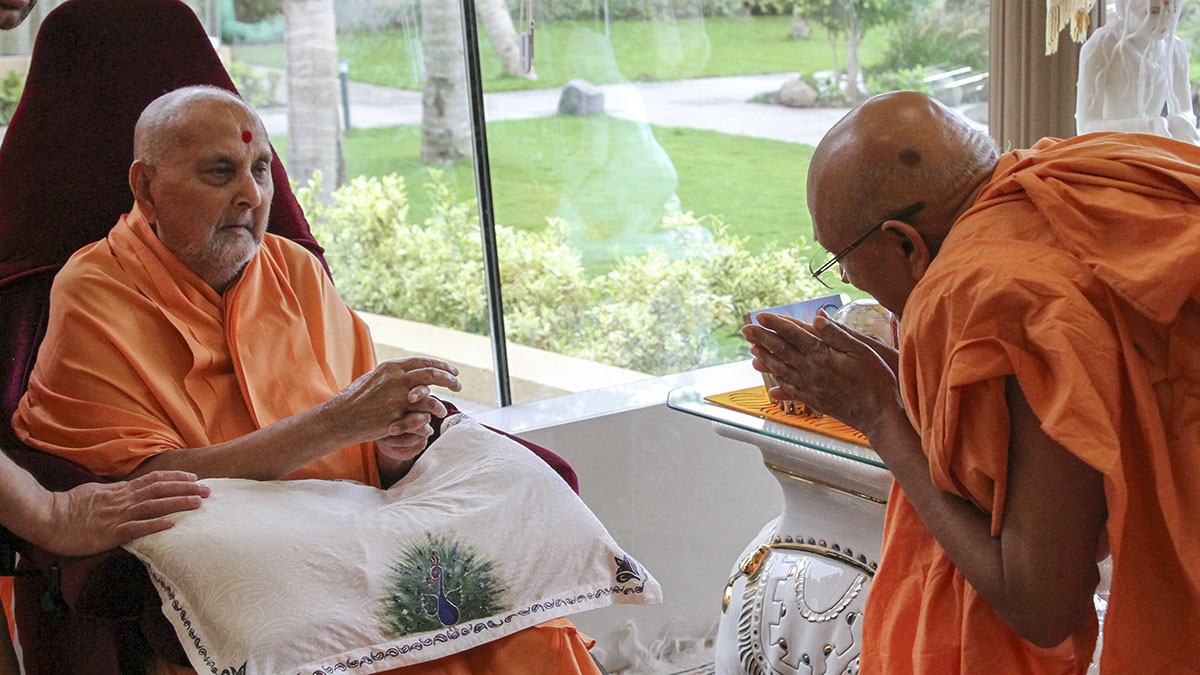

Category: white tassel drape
[1046, 0, 1097, 54]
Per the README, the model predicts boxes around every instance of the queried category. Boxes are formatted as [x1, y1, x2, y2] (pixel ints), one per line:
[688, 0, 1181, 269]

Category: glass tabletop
[666, 386, 887, 469]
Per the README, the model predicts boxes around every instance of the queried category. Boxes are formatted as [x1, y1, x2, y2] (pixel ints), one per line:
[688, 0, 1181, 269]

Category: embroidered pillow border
[302, 583, 649, 674]
[149, 567, 647, 675]
[149, 570, 236, 675]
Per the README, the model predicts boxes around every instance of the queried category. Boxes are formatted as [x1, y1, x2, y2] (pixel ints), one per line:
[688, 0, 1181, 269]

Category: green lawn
[282, 117, 812, 254]
[235, 16, 888, 92]
[261, 14, 870, 296]
[277, 116, 855, 299]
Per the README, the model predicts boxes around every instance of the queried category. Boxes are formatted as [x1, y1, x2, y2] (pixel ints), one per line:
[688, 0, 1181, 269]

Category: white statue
[1076, 0, 1199, 143]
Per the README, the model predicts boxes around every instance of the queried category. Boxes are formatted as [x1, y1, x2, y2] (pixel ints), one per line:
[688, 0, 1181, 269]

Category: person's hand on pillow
[321, 358, 462, 484]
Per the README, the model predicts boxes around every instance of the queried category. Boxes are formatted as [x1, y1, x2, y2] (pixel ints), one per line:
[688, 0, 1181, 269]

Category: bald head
[804, 91, 999, 315]
[808, 91, 998, 250]
[134, 86, 261, 167]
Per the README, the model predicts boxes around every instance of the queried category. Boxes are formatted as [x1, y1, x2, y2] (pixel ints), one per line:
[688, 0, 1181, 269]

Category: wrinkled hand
[742, 311, 904, 438]
[374, 395, 447, 465]
[841, 318, 900, 375]
[44, 471, 210, 556]
[324, 358, 461, 447]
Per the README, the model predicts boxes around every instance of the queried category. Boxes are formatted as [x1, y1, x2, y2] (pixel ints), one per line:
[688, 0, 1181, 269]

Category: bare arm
[0, 453, 209, 556]
[125, 358, 461, 482]
[870, 378, 1105, 646]
[744, 312, 1106, 647]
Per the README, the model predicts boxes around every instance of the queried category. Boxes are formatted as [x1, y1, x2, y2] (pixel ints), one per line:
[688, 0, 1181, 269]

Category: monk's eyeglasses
[808, 201, 926, 289]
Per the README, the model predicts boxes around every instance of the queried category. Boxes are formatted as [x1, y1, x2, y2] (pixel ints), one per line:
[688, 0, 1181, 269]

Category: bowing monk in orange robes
[744, 90, 1200, 674]
[12, 85, 600, 675]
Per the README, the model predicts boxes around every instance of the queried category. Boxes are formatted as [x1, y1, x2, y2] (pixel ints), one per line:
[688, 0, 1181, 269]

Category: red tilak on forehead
[242, 130, 253, 143]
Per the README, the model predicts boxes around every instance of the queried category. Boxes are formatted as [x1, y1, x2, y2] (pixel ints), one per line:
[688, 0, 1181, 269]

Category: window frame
[458, 0, 1096, 407]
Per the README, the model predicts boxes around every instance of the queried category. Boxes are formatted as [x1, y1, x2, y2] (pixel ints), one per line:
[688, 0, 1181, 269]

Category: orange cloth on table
[11, 206, 599, 675]
[863, 133, 1200, 675]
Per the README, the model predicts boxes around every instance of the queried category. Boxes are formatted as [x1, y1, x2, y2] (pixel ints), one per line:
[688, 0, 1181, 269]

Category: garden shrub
[873, 6, 988, 75]
[232, 0, 282, 23]
[529, 0, 753, 22]
[868, 3, 987, 104]
[0, 71, 22, 125]
[866, 66, 933, 97]
[222, 0, 285, 44]
[299, 171, 824, 376]
[227, 61, 282, 108]
[801, 72, 853, 107]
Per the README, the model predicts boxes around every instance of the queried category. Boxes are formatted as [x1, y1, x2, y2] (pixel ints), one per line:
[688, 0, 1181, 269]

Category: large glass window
[218, 0, 990, 411]
[482, 0, 990, 405]
[0, 0, 987, 412]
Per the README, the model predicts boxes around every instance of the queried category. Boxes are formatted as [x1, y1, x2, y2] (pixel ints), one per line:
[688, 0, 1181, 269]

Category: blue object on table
[745, 294, 844, 327]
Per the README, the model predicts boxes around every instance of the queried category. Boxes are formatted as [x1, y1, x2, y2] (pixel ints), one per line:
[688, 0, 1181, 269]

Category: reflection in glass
[209, 0, 988, 409]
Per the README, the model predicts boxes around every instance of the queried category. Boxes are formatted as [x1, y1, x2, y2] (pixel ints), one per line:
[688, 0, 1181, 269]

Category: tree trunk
[420, 0, 473, 164]
[845, 22, 863, 103]
[825, 31, 841, 86]
[284, 0, 344, 202]
[477, 0, 536, 79]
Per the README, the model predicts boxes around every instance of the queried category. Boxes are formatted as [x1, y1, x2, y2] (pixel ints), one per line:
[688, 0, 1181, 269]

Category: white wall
[476, 362, 783, 670]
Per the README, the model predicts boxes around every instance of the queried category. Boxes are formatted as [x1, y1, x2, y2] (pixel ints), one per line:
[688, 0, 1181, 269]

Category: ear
[881, 221, 932, 282]
[129, 160, 158, 225]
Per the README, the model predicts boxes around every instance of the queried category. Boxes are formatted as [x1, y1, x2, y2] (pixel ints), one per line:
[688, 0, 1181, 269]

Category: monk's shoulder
[909, 238, 1101, 341]
[50, 237, 141, 308]
[260, 233, 330, 289]
[919, 238, 1061, 296]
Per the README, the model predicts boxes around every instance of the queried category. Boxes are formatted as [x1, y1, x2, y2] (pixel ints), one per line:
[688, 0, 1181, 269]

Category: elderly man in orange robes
[0, 2, 210, 671]
[0, 2, 209, 558]
[743, 90, 1200, 674]
[12, 85, 600, 675]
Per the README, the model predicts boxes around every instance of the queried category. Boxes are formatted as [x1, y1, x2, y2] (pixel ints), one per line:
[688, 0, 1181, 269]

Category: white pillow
[123, 415, 660, 675]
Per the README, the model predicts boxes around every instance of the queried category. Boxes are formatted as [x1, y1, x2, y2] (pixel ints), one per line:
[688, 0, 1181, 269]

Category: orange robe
[12, 206, 598, 675]
[864, 133, 1200, 675]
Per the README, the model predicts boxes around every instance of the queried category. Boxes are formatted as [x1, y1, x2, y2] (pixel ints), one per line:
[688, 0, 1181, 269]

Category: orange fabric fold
[864, 133, 1200, 674]
[13, 205, 379, 482]
[154, 619, 596, 675]
[12, 207, 599, 675]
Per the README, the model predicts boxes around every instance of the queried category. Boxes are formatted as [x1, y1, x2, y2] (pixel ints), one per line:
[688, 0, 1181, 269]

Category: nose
[235, 168, 266, 210]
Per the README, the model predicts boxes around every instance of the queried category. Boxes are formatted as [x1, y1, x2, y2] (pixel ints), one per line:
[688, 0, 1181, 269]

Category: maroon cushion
[0, 0, 324, 286]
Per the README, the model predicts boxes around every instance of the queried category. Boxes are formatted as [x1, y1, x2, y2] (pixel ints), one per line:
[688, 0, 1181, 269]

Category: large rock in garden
[779, 77, 818, 108]
[791, 8, 810, 40]
[559, 79, 605, 116]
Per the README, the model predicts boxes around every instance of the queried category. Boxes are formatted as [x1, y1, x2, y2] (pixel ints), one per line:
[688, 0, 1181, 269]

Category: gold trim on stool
[763, 460, 888, 505]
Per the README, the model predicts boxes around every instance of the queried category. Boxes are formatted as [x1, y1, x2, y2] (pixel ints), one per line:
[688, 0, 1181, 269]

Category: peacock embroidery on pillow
[379, 533, 508, 636]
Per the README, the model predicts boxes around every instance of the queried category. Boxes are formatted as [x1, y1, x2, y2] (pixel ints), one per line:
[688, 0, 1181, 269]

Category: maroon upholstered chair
[0, 1, 575, 672]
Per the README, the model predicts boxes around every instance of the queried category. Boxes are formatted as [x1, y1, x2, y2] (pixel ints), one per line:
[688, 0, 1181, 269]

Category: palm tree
[283, 0, 344, 201]
[419, 0, 473, 164]
[420, 0, 535, 164]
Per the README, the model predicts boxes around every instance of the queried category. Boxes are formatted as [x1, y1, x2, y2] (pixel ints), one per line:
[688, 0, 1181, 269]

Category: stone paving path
[258, 73, 857, 146]
[258, 71, 986, 146]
